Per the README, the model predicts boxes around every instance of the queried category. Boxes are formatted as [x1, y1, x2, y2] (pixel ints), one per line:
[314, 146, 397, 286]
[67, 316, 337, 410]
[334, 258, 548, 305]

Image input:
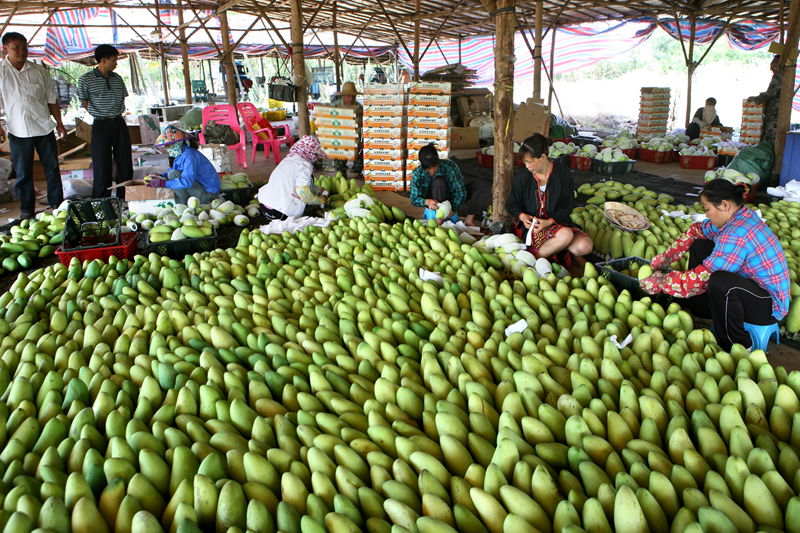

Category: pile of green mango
[577, 181, 673, 209]
[0, 213, 797, 532]
[317, 173, 407, 223]
[0, 211, 65, 274]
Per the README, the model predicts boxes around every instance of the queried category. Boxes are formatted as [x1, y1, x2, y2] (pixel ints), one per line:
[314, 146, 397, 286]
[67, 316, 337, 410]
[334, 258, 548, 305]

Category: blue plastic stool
[743, 322, 780, 351]
[423, 208, 458, 223]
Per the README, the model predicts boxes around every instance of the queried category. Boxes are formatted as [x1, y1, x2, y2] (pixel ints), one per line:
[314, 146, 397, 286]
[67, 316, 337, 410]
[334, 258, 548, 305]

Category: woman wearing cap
[333, 81, 363, 176]
[257, 135, 329, 222]
[147, 125, 221, 204]
[506, 133, 593, 262]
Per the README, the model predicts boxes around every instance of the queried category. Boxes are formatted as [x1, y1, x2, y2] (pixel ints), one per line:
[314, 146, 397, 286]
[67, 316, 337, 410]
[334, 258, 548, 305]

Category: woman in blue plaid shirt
[409, 144, 468, 223]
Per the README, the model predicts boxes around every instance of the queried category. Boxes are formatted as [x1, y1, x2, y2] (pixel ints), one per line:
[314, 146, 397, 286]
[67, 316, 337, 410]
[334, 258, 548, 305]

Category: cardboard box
[364, 137, 406, 150]
[364, 159, 404, 171]
[314, 116, 358, 128]
[320, 137, 359, 150]
[364, 169, 405, 180]
[363, 115, 406, 128]
[138, 114, 161, 145]
[60, 158, 93, 181]
[408, 94, 451, 106]
[111, 180, 174, 202]
[408, 82, 451, 94]
[364, 84, 406, 95]
[407, 138, 450, 152]
[128, 199, 177, 214]
[408, 116, 450, 129]
[364, 148, 405, 160]
[363, 127, 405, 139]
[512, 98, 550, 143]
[363, 94, 406, 106]
[313, 105, 356, 119]
[408, 105, 450, 118]
[408, 128, 450, 141]
[324, 147, 358, 160]
[450, 127, 479, 149]
[317, 127, 359, 141]
[363, 105, 405, 117]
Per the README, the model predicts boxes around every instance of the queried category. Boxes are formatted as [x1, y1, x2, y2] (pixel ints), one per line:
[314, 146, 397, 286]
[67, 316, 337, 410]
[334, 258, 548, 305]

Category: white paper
[418, 268, 443, 284]
[259, 216, 331, 235]
[610, 333, 633, 349]
[524, 225, 534, 247]
[505, 319, 528, 337]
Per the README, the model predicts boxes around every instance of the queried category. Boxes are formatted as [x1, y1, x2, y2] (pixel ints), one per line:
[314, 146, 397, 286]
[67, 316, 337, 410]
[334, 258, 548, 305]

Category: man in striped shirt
[78, 44, 132, 198]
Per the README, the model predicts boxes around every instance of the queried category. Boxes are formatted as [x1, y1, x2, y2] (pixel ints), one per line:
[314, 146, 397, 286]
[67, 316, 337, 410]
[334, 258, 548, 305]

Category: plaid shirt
[409, 160, 467, 210]
[656, 207, 790, 319]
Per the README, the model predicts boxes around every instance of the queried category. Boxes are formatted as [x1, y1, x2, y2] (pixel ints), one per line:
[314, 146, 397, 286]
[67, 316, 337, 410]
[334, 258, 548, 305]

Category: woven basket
[604, 201, 650, 232]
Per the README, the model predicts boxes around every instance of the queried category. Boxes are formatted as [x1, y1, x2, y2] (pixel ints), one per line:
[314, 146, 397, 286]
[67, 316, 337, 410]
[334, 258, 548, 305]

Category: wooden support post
[178, 0, 192, 104]
[207, 59, 215, 94]
[489, 0, 515, 224]
[333, 0, 341, 90]
[774, 0, 800, 176]
[154, 0, 171, 105]
[219, 5, 237, 105]
[547, 25, 556, 109]
[413, 0, 421, 81]
[533, 0, 543, 100]
[685, 15, 697, 127]
[290, 0, 311, 136]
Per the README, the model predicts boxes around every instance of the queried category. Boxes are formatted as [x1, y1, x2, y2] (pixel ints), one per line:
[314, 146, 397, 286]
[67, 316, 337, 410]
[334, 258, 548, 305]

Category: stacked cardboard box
[362, 85, 406, 191]
[637, 87, 671, 140]
[740, 100, 764, 145]
[313, 105, 359, 161]
[406, 82, 451, 178]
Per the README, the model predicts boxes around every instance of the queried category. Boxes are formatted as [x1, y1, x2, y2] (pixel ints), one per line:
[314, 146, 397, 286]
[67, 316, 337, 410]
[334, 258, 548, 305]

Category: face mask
[167, 142, 184, 158]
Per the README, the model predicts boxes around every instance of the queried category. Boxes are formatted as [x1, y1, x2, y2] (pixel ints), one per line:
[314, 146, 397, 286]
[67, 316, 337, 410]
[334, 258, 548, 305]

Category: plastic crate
[741, 182, 758, 203]
[591, 158, 635, 175]
[568, 154, 593, 171]
[268, 84, 296, 102]
[551, 137, 573, 144]
[55, 231, 138, 266]
[679, 154, 718, 170]
[637, 148, 675, 164]
[717, 154, 735, 167]
[621, 148, 638, 160]
[148, 232, 218, 259]
[221, 186, 256, 206]
[595, 256, 672, 300]
[62, 197, 123, 251]
[475, 151, 523, 168]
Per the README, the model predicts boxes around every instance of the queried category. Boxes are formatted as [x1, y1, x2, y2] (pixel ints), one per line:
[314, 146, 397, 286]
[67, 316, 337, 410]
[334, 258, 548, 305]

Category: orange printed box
[408, 94, 451, 106]
[407, 105, 450, 118]
[363, 115, 406, 128]
[364, 84, 405, 95]
[408, 116, 450, 129]
[408, 127, 450, 141]
[407, 138, 449, 151]
[364, 137, 405, 150]
[408, 81, 451, 94]
[364, 159, 404, 171]
[316, 127, 358, 141]
[324, 147, 357, 160]
[364, 93, 406, 105]
[320, 136, 358, 150]
[363, 127, 405, 139]
[314, 116, 358, 129]
[365, 169, 405, 181]
[364, 148, 405, 160]
[313, 105, 356, 119]
[363, 105, 405, 117]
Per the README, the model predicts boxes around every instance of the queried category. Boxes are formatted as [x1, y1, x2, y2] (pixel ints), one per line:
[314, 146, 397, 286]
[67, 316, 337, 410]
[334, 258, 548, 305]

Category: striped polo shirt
[77, 68, 128, 119]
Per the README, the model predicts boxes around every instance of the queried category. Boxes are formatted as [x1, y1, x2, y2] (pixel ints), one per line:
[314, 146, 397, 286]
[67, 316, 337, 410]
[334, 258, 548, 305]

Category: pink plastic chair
[199, 104, 247, 169]
[237, 102, 295, 164]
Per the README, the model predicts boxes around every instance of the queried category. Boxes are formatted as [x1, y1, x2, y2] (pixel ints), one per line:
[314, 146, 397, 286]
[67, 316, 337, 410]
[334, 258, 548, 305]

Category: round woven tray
[604, 201, 650, 232]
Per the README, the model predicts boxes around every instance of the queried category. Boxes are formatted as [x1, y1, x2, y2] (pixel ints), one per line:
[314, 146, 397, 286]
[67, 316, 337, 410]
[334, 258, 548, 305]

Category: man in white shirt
[0, 32, 65, 223]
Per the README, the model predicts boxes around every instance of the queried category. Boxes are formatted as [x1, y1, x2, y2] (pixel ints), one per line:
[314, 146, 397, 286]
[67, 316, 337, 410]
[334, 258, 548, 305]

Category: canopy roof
[0, 0, 793, 46]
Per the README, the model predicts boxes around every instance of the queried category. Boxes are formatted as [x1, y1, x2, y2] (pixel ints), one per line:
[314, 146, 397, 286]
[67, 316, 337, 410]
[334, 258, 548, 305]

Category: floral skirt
[515, 222, 586, 255]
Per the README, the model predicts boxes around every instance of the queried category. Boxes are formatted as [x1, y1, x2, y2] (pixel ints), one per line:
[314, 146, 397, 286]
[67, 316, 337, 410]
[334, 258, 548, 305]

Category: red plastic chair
[237, 102, 294, 164]
[199, 104, 247, 169]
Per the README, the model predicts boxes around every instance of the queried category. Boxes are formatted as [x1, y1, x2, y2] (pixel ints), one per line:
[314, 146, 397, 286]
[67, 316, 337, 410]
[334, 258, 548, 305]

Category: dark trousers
[430, 176, 450, 203]
[91, 117, 133, 199]
[689, 239, 775, 350]
[685, 122, 701, 141]
[8, 132, 63, 215]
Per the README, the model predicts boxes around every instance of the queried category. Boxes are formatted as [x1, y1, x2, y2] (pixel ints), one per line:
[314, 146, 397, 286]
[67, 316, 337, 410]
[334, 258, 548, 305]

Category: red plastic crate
[55, 231, 138, 266]
[568, 154, 593, 171]
[741, 182, 758, 203]
[621, 148, 638, 160]
[551, 137, 573, 144]
[679, 154, 718, 170]
[475, 151, 523, 168]
[638, 148, 675, 164]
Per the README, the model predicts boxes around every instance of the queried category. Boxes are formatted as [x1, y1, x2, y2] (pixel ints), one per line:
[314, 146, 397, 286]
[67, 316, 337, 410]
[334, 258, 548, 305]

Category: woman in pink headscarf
[257, 135, 329, 221]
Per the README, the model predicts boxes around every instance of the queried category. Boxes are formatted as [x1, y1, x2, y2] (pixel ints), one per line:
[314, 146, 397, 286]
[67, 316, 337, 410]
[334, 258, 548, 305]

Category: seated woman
[686, 97, 721, 141]
[148, 126, 220, 204]
[256, 135, 328, 221]
[409, 143, 467, 223]
[640, 179, 790, 351]
[506, 134, 593, 261]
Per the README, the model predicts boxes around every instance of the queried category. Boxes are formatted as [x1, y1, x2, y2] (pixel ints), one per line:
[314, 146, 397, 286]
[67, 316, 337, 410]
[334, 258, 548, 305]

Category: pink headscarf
[289, 135, 325, 163]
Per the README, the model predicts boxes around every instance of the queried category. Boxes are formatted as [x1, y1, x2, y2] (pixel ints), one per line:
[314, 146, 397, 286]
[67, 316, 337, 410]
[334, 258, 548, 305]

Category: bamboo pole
[219, 5, 237, 105]
[533, 0, 543, 100]
[414, 0, 421, 80]
[685, 15, 697, 127]
[490, 0, 516, 224]
[333, 0, 341, 90]
[774, 0, 800, 177]
[154, 0, 171, 106]
[547, 23, 556, 109]
[290, 0, 311, 136]
[177, 0, 192, 104]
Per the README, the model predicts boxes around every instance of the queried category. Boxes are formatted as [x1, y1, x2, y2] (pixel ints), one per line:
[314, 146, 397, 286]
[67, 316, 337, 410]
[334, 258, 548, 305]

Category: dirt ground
[1, 146, 797, 370]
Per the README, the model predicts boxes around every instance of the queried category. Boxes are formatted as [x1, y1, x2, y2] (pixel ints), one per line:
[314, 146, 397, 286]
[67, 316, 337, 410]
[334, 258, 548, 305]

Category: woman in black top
[506, 134, 593, 260]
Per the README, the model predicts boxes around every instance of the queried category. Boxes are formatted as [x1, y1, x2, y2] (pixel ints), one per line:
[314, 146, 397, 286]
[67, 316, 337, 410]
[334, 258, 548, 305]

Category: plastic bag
[179, 108, 203, 131]
[728, 141, 775, 182]
[203, 121, 239, 146]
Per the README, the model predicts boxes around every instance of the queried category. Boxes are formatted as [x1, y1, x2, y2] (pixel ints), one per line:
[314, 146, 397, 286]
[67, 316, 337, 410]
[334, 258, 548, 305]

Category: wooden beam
[291, 0, 311, 136]
[302, 0, 328, 33]
[0, 2, 20, 36]
[533, 0, 543, 99]
[254, 0, 292, 51]
[774, 0, 800, 177]
[154, 0, 171, 105]
[217, 0, 246, 13]
[113, 10, 164, 58]
[219, 3, 237, 105]
[187, 0, 222, 55]
[418, 0, 467, 63]
[375, 0, 414, 61]
[178, 0, 193, 104]
[333, 0, 341, 90]
[414, 0, 421, 80]
[27, 8, 56, 44]
[489, 0, 515, 224]
[547, 20, 555, 109]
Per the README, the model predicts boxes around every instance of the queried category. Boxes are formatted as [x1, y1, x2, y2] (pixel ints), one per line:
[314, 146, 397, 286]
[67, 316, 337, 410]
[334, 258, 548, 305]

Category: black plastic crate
[62, 197, 123, 251]
[268, 84, 296, 102]
[221, 186, 256, 206]
[148, 232, 218, 259]
[591, 158, 635, 175]
[596, 256, 672, 301]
